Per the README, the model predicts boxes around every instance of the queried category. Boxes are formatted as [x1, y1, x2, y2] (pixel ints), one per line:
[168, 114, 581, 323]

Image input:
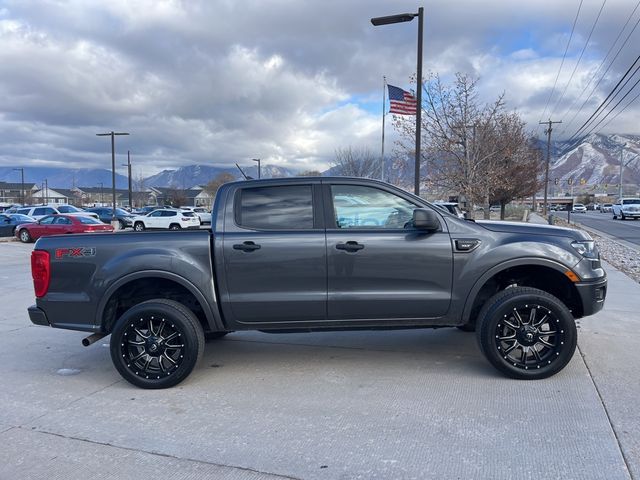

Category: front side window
[239, 185, 313, 230]
[53, 217, 72, 225]
[331, 185, 417, 229]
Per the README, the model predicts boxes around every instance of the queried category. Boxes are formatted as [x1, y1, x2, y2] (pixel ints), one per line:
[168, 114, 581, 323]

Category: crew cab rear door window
[238, 185, 314, 230]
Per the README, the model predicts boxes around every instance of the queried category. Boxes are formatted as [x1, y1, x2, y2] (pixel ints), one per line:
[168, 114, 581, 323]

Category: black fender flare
[95, 270, 222, 332]
[461, 257, 574, 324]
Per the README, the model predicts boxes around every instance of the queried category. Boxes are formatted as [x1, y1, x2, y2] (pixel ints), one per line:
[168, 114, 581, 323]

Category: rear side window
[34, 207, 56, 216]
[17, 208, 31, 215]
[162, 211, 177, 217]
[238, 185, 313, 230]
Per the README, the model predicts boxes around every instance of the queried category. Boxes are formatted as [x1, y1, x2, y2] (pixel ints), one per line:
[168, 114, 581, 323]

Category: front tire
[19, 229, 31, 243]
[110, 299, 205, 389]
[134, 222, 145, 231]
[169, 224, 181, 230]
[621, 212, 626, 220]
[476, 287, 577, 380]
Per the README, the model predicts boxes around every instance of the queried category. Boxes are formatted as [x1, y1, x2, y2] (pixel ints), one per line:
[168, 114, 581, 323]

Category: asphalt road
[554, 210, 640, 247]
[0, 241, 638, 480]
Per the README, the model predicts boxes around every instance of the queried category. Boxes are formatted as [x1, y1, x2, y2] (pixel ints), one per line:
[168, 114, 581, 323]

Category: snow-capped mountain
[550, 133, 640, 186]
[144, 164, 296, 188]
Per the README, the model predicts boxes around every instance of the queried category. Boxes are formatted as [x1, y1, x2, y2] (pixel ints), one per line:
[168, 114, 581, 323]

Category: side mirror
[413, 208, 440, 231]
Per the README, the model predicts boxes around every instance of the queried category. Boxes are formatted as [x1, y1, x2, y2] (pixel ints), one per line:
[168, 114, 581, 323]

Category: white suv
[52, 204, 100, 220]
[132, 208, 201, 231]
[612, 198, 640, 220]
[14, 205, 61, 220]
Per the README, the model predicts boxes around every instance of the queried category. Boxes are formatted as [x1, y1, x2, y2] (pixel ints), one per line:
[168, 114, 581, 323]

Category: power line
[538, 0, 583, 126]
[559, 0, 640, 135]
[567, 53, 640, 140]
[580, 72, 640, 136]
[597, 87, 640, 132]
[550, 0, 607, 118]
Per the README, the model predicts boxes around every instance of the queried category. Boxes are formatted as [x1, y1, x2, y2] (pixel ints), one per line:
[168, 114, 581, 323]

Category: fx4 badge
[55, 247, 96, 259]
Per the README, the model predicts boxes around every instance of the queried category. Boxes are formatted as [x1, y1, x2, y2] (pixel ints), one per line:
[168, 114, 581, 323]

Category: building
[148, 186, 212, 208]
[0, 182, 39, 205]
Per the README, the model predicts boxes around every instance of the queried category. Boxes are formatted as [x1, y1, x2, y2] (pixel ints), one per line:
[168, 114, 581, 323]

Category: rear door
[221, 182, 327, 324]
[325, 182, 453, 320]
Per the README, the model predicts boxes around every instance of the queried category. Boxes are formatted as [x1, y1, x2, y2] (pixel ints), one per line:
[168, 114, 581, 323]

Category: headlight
[571, 240, 597, 258]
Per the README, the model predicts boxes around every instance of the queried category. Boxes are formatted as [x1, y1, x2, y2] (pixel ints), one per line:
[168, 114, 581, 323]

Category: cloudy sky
[1, 0, 639, 175]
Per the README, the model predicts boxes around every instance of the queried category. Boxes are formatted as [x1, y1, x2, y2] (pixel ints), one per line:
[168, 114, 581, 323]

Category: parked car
[131, 208, 200, 231]
[433, 202, 465, 219]
[54, 204, 100, 220]
[15, 214, 114, 243]
[85, 207, 136, 229]
[601, 203, 613, 213]
[0, 213, 35, 237]
[27, 177, 607, 389]
[572, 203, 587, 213]
[12, 205, 61, 220]
[192, 207, 212, 224]
[612, 198, 640, 220]
[133, 206, 161, 215]
[489, 205, 501, 212]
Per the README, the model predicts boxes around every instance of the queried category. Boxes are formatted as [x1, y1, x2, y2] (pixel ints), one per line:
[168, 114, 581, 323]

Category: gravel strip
[552, 217, 640, 283]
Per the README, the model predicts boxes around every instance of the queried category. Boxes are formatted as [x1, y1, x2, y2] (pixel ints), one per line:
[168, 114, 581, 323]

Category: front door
[222, 183, 327, 324]
[326, 183, 453, 320]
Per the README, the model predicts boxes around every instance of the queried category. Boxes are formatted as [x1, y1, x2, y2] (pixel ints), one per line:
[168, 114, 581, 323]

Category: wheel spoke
[131, 350, 146, 362]
[143, 355, 152, 372]
[504, 318, 518, 330]
[513, 310, 524, 326]
[528, 308, 536, 325]
[162, 353, 177, 365]
[157, 320, 165, 338]
[165, 343, 184, 349]
[537, 337, 555, 348]
[134, 328, 149, 339]
[148, 319, 156, 336]
[158, 355, 166, 372]
[532, 346, 542, 362]
[533, 314, 548, 328]
[164, 332, 178, 342]
[498, 333, 516, 341]
[539, 330, 557, 336]
[520, 346, 528, 364]
[503, 340, 518, 354]
[127, 340, 145, 346]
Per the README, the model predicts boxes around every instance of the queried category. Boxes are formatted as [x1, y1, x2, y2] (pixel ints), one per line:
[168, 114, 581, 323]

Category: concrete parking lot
[0, 241, 638, 479]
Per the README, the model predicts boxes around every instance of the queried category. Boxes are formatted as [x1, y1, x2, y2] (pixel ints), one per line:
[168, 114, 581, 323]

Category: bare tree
[133, 172, 149, 207]
[393, 73, 531, 216]
[331, 146, 381, 178]
[203, 172, 236, 198]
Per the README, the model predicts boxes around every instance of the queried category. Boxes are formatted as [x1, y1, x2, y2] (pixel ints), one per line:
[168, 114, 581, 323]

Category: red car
[15, 214, 114, 243]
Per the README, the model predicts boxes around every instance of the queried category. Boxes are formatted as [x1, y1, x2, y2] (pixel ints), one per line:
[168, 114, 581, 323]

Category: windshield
[622, 199, 640, 205]
[57, 205, 81, 213]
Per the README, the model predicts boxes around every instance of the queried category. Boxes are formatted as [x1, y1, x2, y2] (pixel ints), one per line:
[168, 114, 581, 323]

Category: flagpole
[381, 76, 386, 182]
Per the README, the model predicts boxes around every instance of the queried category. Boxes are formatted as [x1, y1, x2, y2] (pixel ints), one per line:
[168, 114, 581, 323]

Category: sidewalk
[530, 211, 640, 478]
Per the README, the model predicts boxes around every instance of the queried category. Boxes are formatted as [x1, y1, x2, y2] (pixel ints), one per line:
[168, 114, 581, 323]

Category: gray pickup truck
[28, 177, 607, 388]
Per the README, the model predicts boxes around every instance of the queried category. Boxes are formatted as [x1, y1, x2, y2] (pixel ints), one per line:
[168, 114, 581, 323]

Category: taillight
[31, 250, 51, 298]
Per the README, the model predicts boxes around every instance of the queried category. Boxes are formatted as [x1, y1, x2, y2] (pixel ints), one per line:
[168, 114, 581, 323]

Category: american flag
[387, 84, 417, 115]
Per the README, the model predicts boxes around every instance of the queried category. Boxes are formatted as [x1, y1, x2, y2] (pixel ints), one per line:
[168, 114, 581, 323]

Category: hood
[476, 220, 590, 241]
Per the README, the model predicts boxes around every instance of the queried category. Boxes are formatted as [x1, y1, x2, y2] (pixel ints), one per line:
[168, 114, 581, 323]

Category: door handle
[233, 241, 261, 252]
[335, 241, 364, 252]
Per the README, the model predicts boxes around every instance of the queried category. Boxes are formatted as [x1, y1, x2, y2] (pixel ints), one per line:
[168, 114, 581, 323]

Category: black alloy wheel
[19, 229, 31, 243]
[134, 222, 145, 231]
[476, 287, 576, 379]
[110, 299, 205, 389]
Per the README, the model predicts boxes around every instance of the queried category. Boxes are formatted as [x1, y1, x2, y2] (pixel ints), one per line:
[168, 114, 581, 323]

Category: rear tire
[476, 287, 576, 380]
[110, 299, 205, 389]
[19, 229, 31, 243]
[169, 224, 181, 230]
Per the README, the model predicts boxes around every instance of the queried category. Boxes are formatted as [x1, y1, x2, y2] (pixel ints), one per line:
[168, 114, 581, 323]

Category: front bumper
[28, 305, 50, 326]
[621, 211, 640, 218]
[575, 277, 607, 317]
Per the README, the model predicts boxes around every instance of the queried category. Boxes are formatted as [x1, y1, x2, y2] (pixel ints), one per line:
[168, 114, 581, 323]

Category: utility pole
[122, 150, 132, 208]
[97, 131, 129, 224]
[98, 182, 104, 206]
[252, 158, 261, 179]
[13, 168, 24, 205]
[539, 119, 562, 217]
[45, 179, 48, 205]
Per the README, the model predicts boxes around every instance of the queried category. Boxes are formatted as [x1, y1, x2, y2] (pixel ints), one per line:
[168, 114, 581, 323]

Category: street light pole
[619, 147, 639, 199]
[13, 168, 24, 205]
[371, 7, 424, 197]
[122, 150, 132, 208]
[252, 158, 261, 179]
[97, 131, 129, 223]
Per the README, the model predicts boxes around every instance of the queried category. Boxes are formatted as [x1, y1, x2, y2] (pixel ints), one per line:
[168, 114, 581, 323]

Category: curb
[0, 237, 17, 243]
